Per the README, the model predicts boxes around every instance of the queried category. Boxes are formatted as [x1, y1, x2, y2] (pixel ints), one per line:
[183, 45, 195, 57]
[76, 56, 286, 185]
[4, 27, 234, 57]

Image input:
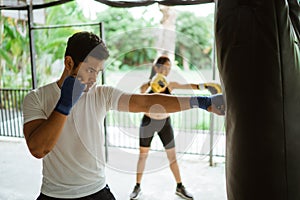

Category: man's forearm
[24, 111, 67, 158]
[119, 93, 193, 113]
[118, 93, 225, 116]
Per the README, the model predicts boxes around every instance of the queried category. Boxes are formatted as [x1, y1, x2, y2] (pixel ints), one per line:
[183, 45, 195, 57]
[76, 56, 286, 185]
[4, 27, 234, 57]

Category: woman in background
[129, 55, 222, 200]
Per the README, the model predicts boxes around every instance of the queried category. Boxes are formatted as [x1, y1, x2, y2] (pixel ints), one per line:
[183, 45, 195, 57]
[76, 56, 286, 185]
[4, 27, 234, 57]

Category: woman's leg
[130, 115, 156, 199]
[165, 147, 181, 183]
[157, 117, 180, 182]
[137, 115, 155, 184]
[136, 146, 150, 183]
[130, 146, 150, 199]
[158, 117, 193, 199]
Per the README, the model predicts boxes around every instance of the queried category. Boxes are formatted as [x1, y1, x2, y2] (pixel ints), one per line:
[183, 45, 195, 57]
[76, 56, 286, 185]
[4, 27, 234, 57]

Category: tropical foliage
[0, 17, 31, 88]
[0, 2, 214, 89]
[94, 7, 158, 70]
[33, 1, 90, 87]
[175, 12, 214, 70]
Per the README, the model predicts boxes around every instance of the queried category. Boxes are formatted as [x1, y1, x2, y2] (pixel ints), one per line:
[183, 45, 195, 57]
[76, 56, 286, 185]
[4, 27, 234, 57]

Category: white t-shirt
[23, 82, 124, 198]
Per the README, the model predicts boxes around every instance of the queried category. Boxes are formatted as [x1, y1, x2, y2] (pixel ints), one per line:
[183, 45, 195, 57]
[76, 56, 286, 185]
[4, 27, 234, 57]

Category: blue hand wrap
[55, 76, 86, 115]
[190, 96, 212, 110]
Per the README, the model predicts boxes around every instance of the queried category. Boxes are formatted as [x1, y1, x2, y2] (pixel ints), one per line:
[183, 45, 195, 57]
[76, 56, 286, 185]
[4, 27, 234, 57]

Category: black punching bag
[215, 0, 300, 199]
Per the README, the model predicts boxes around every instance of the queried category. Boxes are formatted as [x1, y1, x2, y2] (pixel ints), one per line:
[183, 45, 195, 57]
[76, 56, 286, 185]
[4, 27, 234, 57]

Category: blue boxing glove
[55, 76, 86, 115]
[190, 96, 211, 110]
[190, 94, 225, 115]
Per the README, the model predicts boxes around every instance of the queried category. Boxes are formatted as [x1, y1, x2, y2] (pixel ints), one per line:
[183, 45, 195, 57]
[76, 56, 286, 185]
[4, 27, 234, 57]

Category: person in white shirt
[23, 31, 225, 200]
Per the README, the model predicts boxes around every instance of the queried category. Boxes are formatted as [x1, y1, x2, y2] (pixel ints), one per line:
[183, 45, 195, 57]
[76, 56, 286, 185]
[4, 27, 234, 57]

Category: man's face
[72, 56, 105, 92]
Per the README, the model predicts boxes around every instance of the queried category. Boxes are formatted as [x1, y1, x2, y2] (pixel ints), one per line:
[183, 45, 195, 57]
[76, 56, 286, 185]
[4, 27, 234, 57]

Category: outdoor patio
[0, 137, 227, 200]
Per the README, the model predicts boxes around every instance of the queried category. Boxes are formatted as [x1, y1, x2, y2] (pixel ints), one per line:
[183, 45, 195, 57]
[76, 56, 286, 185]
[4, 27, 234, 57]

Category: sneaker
[130, 185, 141, 200]
[176, 185, 193, 200]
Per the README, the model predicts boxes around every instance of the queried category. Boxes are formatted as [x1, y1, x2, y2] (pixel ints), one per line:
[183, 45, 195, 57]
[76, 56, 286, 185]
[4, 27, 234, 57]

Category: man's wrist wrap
[55, 76, 85, 115]
[190, 96, 211, 110]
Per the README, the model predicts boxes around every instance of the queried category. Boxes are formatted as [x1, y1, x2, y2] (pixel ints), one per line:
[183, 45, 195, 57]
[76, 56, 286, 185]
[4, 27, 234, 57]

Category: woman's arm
[140, 81, 150, 93]
[168, 81, 222, 94]
[168, 82, 198, 90]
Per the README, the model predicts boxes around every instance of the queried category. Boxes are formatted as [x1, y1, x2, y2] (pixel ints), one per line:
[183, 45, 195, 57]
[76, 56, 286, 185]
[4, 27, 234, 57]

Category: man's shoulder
[35, 82, 57, 92]
[94, 85, 125, 98]
[25, 82, 58, 98]
[95, 85, 119, 92]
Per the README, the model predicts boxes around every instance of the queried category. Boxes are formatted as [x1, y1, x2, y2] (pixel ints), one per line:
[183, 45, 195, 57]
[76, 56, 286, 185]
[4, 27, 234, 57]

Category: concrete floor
[0, 137, 227, 200]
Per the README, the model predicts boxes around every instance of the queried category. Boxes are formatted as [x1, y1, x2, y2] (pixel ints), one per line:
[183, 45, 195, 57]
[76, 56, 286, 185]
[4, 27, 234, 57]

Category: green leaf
[0, 48, 14, 68]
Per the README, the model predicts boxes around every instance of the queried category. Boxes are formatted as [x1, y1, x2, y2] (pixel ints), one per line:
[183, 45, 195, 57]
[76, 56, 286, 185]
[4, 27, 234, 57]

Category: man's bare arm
[117, 93, 225, 115]
[23, 111, 67, 159]
[23, 76, 85, 159]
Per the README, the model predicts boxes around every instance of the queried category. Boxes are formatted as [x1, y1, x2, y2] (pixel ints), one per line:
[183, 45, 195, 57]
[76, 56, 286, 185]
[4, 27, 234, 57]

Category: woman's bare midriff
[145, 113, 170, 120]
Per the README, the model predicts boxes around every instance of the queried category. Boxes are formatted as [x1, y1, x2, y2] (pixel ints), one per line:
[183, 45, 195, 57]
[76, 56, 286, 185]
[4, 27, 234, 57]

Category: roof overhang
[0, 0, 214, 10]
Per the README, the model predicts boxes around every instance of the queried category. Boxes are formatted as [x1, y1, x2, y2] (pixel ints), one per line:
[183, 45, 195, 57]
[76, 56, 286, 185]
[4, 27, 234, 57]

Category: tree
[175, 12, 214, 70]
[0, 1, 90, 88]
[0, 17, 31, 88]
[95, 7, 158, 70]
[33, 1, 90, 87]
[156, 5, 177, 61]
[0, 2, 215, 89]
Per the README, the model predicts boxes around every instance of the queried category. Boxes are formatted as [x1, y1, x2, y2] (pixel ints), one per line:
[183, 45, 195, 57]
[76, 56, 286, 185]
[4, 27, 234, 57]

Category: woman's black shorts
[139, 115, 175, 149]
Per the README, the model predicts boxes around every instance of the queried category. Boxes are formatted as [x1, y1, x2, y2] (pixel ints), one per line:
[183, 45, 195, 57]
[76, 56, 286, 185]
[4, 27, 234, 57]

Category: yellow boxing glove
[198, 82, 222, 94]
[150, 73, 168, 93]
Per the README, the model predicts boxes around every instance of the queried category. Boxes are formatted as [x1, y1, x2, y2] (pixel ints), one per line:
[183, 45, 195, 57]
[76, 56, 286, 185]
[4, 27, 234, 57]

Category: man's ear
[64, 56, 74, 72]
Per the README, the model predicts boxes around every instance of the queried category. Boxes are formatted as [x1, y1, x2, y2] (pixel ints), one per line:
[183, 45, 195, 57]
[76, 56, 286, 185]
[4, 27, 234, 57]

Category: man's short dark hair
[64, 31, 109, 68]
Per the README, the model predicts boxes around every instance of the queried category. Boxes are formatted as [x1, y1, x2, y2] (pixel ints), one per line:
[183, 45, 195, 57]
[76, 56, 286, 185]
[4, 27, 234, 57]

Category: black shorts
[36, 185, 115, 200]
[139, 115, 175, 149]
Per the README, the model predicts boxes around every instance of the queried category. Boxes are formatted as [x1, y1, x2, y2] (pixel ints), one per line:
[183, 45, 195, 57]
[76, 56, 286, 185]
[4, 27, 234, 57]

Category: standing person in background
[130, 56, 222, 200]
[23, 32, 225, 200]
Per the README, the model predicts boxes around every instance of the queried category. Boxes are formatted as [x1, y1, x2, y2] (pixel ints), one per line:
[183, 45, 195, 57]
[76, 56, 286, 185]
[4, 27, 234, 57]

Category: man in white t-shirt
[23, 31, 225, 200]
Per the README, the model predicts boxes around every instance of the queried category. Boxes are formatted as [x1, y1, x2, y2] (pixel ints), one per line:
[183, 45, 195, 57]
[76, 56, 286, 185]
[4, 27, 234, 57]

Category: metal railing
[0, 89, 30, 137]
[106, 110, 225, 157]
[0, 89, 226, 157]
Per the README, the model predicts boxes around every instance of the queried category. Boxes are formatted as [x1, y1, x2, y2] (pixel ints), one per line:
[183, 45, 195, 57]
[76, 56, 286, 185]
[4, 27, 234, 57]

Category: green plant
[194, 121, 210, 130]
[175, 12, 214, 70]
[0, 17, 31, 89]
